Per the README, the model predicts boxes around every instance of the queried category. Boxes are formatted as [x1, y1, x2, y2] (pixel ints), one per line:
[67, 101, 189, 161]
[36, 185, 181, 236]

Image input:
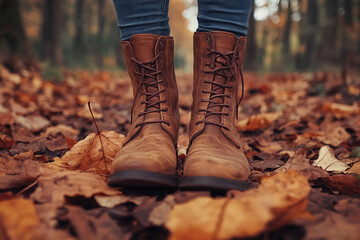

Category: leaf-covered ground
[0, 64, 360, 240]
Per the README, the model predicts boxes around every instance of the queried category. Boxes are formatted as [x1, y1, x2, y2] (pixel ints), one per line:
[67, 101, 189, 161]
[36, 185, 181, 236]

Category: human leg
[180, 1, 254, 191]
[113, 0, 170, 40]
[197, 0, 253, 37]
[109, 1, 179, 188]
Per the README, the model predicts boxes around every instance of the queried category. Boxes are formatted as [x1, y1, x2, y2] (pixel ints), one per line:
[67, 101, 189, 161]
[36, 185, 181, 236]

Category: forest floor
[0, 63, 360, 240]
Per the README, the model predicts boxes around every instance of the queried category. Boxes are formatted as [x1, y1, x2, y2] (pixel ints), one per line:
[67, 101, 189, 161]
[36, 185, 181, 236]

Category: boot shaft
[121, 34, 180, 145]
[190, 31, 247, 148]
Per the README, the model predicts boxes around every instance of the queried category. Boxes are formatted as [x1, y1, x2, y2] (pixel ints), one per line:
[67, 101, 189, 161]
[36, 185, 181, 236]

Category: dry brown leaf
[14, 150, 34, 161]
[0, 198, 40, 240]
[166, 171, 312, 240]
[0, 134, 14, 149]
[322, 102, 360, 118]
[317, 127, 351, 147]
[59, 130, 126, 174]
[41, 124, 79, 140]
[30, 170, 122, 205]
[149, 195, 176, 226]
[313, 146, 349, 173]
[0, 175, 37, 190]
[236, 112, 282, 131]
[65, 136, 77, 149]
[94, 195, 148, 208]
[54, 205, 126, 240]
[347, 161, 360, 174]
[275, 148, 328, 180]
[315, 175, 360, 194]
[14, 114, 51, 132]
[77, 102, 103, 120]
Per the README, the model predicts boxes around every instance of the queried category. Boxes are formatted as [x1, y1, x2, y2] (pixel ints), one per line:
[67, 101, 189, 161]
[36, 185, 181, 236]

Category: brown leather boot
[179, 31, 253, 191]
[108, 34, 180, 187]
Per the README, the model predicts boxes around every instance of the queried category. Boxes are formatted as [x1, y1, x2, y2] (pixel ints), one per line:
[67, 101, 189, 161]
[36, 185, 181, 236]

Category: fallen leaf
[94, 195, 148, 208]
[0, 156, 41, 177]
[304, 208, 360, 240]
[0, 134, 14, 149]
[40, 134, 69, 151]
[0, 175, 37, 191]
[14, 150, 34, 161]
[30, 170, 121, 205]
[334, 198, 360, 223]
[77, 102, 103, 120]
[59, 131, 126, 174]
[11, 125, 35, 142]
[315, 175, 360, 194]
[313, 146, 350, 173]
[131, 197, 159, 227]
[275, 148, 328, 179]
[347, 161, 360, 174]
[34, 155, 49, 163]
[14, 114, 51, 132]
[317, 127, 351, 147]
[0, 198, 40, 240]
[166, 171, 312, 240]
[65, 136, 77, 149]
[322, 102, 360, 118]
[55, 206, 126, 240]
[34, 203, 76, 240]
[149, 195, 175, 226]
[236, 112, 282, 131]
[41, 124, 79, 140]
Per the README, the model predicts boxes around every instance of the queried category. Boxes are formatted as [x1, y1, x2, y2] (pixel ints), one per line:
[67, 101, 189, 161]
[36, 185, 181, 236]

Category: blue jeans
[113, 0, 253, 41]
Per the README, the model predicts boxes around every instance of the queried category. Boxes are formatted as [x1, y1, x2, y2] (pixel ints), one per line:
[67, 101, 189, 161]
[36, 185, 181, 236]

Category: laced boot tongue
[204, 33, 236, 133]
[130, 34, 160, 134]
[213, 33, 237, 54]
[130, 35, 158, 62]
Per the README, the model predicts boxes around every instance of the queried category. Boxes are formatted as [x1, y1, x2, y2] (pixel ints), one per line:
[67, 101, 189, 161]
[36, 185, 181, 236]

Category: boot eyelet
[206, 37, 210, 42]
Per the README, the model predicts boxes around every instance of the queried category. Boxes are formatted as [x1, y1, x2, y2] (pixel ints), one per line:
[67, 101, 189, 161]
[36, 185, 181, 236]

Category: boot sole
[107, 169, 178, 188]
[179, 176, 253, 191]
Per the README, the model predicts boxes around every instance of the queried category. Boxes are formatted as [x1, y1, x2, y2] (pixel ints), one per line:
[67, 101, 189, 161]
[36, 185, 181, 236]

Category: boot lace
[196, 47, 244, 130]
[131, 53, 170, 127]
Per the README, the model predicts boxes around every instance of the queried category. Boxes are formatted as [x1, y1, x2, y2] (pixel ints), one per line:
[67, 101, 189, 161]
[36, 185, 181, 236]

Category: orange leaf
[65, 136, 77, 149]
[59, 131, 126, 174]
[166, 171, 312, 240]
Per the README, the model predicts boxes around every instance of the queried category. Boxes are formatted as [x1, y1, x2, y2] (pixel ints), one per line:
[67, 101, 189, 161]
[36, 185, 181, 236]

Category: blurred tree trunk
[344, 0, 353, 27]
[244, 6, 256, 71]
[283, 0, 292, 57]
[96, 0, 105, 68]
[319, 0, 338, 62]
[301, 0, 318, 69]
[41, 0, 63, 65]
[74, 0, 85, 59]
[0, 0, 31, 58]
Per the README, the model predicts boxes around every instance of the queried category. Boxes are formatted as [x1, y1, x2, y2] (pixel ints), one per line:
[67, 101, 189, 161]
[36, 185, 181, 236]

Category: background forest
[0, 0, 360, 74]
